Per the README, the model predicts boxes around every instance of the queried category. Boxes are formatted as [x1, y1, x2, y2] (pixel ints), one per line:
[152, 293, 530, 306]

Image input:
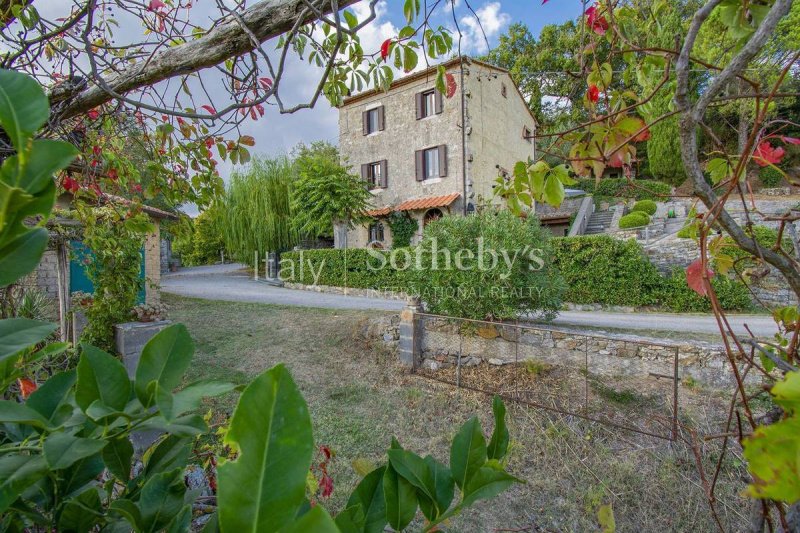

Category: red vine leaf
[587, 84, 599, 103]
[445, 72, 457, 98]
[753, 142, 786, 167]
[686, 260, 714, 297]
[18, 378, 37, 399]
[380, 39, 392, 60]
[201, 104, 217, 115]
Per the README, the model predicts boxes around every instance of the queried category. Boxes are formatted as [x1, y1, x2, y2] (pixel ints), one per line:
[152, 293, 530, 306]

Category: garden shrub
[407, 211, 565, 321]
[759, 166, 784, 188]
[551, 236, 663, 306]
[280, 248, 409, 290]
[659, 269, 752, 312]
[575, 178, 671, 201]
[630, 200, 657, 216]
[173, 207, 225, 266]
[618, 212, 651, 229]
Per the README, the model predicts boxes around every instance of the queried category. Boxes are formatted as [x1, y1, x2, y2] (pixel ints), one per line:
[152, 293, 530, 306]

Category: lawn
[165, 294, 750, 532]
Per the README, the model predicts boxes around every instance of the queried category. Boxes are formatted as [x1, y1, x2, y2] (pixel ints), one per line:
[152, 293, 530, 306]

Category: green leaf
[382, 464, 418, 531]
[217, 364, 314, 532]
[461, 463, 521, 508]
[26, 369, 76, 422]
[44, 432, 107, 470]
[543, 174, 566, 207]
[0, 68, 50, 152]
[770, 371, 800, 414]
[58, 487, 103, 533]
[420, 456, 454, 521]
[159, 379, 235, 421]
[0, 228, 48, 287]
[102, 437, 134, 481]
[283, 505, 340, 532]
[706, 158, 732, 185]
[487, 396, 509, 461]
[139, 414, 208, 437]
[109, 499, 143, 531]
[59, 454, 104, 499]
[0, 318, 56, 361]
[598, 503, 616, 532]
[0, 399, 50, 427]
[0, 455, 48, 514]
[22, 140, 78, 194]
[450, 416, 486, 490]
[144, 435, 192, 477]
[137, 469, 188, 533]
[76, 345, 131, 412]
[134, 324, 194, 407]
[743, 415, 800, 503]
[343, 465, 387, 533]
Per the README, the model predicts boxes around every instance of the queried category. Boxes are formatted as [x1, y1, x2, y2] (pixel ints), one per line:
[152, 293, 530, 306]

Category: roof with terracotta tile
[366, 193, 461, 217]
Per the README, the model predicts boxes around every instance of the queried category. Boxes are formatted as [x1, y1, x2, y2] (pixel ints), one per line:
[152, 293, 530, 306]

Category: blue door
[69, 240, 146, 304]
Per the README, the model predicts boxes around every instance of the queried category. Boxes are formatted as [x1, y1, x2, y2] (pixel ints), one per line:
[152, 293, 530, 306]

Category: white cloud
[350, 1, 398, 57]
[458, 2, 511, 54]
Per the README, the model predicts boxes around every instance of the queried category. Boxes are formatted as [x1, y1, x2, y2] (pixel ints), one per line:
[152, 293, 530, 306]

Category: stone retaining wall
[283, 282, 408, 300]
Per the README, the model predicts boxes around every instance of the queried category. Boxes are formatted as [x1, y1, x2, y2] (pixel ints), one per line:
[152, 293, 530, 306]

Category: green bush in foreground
[618, 212, 651, 229]
[630, 200, 657, 216]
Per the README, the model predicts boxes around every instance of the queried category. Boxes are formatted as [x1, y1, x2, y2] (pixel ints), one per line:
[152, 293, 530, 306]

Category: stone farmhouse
[336, 56, 538, 248]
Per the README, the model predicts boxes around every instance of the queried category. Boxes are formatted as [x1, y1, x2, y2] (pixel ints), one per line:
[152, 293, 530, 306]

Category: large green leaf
[282, 506, 340, 532]
[143, 435, 191, 478]
[743, 415, 800, 502]
[44, 432, 107, 470]
[343, 465, 388, 533]
[421, 456, 454, 521]
[0, 318, 56, 361]
[136, 469, 188, 533]
[58, 487, 103, 533]
[382, 464, 418, 531]
[58, 454, 104, 499]
[22, 140, 79, 194]
[158, 379, 235, 421]
[134, 324, 194, 407]
[217, 364, 313, 532]
[461, 463, 521, 508]
[26, 369, 76, 423]
[487, 396, 509, 461]
[0, 68, 49, 152]
[0, 399, 50, 428]
[0, 220, 48, 287]
[0, 455, 48, 514]
[450, 416, 486, 490]
[102, 437, 134, 481]
[76, 345, 131, 412]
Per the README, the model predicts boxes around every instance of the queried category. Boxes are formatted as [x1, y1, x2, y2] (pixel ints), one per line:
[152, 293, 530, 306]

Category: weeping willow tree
[221, 156, 299, 263]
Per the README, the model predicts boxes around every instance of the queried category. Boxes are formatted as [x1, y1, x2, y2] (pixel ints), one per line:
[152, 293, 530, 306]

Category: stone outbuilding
[336, 56, 538, 248]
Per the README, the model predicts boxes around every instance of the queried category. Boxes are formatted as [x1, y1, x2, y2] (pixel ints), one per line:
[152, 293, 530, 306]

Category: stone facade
[144, 223, 161, 304]
[338, 57, 537, 248]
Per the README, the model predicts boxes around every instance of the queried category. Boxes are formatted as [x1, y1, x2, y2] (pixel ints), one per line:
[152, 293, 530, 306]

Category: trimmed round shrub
[407, 211, 565, 321]
[618, 212, 651, 229]
[759, 166, 784, 188]
[630, 200, 657, 216]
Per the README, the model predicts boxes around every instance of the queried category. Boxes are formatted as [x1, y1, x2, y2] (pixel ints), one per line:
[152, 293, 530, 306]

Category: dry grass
[166, 294, 751, 532]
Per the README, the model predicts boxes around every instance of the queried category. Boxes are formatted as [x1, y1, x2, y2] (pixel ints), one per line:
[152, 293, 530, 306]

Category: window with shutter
[363, 161, 386, 189]
[364, 107, 380, 134]
[417, 90, 437, 119]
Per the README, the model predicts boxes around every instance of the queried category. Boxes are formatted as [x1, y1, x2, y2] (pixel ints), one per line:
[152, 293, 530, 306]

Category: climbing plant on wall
[387, 212, 418, 248]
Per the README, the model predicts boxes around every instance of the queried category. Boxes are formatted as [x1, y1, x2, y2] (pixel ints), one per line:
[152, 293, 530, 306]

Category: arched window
[424, 209, 443, 227]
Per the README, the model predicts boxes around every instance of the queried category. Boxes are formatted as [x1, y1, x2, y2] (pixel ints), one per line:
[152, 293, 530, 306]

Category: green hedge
[618, 212, 651, 229]
[658, 269, 752, 312]
[575, 178, 672, 201]
[631, 200, 657, 216]
[759, 166, 784, 188]
[280, 248, 409, 290]
[281, 235, 753, 312]
[551, 236, 663, 306]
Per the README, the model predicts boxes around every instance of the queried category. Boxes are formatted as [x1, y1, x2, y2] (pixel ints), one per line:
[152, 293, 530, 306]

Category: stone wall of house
[416, 317, 752, 389]
[160, 238, 172, 273]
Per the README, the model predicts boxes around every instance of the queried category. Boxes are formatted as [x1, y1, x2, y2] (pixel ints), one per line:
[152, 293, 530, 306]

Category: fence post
[399, 297, 422, 368]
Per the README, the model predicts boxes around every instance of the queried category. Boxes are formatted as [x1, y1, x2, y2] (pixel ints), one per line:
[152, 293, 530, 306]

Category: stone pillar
[398, 297, 422, 368]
